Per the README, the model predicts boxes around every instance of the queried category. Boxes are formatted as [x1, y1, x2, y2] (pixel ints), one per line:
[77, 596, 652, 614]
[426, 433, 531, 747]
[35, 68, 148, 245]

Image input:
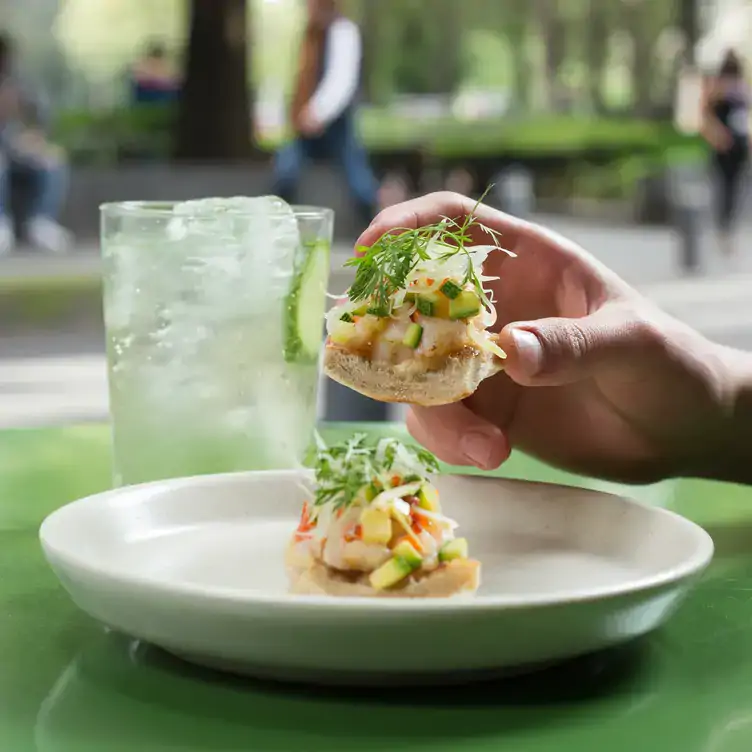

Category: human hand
[357, 192, 734, 484]
[705, 123, 734, 152]
[296, 105, 324, 137]
[13, 130, 64, 166]
[713, 128, 734, 152]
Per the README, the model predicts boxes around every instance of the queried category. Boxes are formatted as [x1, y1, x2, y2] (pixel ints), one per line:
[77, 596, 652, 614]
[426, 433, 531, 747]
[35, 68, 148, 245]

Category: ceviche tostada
[323, 201, 515, 406]
[286, 434, 480, 598]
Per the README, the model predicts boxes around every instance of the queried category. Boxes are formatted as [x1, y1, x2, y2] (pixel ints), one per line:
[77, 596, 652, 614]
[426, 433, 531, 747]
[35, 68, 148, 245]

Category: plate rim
[39, 469, 715, 613]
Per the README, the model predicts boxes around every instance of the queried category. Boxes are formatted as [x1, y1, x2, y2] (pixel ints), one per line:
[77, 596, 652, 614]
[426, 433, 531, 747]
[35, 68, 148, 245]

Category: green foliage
[53, 105, 176, 164]
[53, 104, 706, 169]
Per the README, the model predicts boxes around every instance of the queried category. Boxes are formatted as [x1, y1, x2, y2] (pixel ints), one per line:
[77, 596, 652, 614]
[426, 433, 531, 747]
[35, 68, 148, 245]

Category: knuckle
[537, 320, 592, 361]
[564, 321, 593, 358]
[614, 303, 665, 350]
[629, 315, 662, 347]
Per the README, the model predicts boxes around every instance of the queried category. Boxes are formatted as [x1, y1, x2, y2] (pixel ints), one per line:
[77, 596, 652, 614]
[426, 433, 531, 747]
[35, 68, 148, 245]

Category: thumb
[498, 304, 648, 387]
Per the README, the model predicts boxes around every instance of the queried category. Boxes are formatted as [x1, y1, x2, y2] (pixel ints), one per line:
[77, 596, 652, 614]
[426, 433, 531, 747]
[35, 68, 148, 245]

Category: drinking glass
[100, 198, 333, 486]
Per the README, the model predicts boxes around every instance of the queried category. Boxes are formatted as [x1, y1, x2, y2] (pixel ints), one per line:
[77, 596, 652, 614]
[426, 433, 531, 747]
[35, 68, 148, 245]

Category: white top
[307, 17, 362, 127]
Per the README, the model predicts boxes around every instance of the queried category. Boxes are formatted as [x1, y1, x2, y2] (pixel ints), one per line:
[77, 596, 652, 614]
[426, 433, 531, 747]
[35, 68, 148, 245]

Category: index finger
[356, 191, 528, 253]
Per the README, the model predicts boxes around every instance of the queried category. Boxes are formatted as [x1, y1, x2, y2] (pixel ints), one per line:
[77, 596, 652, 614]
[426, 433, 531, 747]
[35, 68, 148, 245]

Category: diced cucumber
[438, 538, 468, 562]
[369, 557, 414, 590]
[360, 507, 392, 545]
[392, 539, 423, 568]
[439, 280, 463, 299]
[415, 295, 435, 316]
[402, 323, 423, 349]
[417, 483, 440, 512]
[339, 312, 354, 323]
[284, 239, 331, 363]
[448, 290, 481, 320]
[367, 305, 390, 317]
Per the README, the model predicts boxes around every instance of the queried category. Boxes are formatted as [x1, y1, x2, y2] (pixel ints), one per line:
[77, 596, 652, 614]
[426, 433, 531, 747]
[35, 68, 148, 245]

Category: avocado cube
[448, 291, 481, 320]
[417, 484, 440, 512]
[330, 321, 357, 345]
[392, 539, 423, 569]
[438, 538, 469, 563]
[360, 507, 392, 545]
[369, 557, 413, 590]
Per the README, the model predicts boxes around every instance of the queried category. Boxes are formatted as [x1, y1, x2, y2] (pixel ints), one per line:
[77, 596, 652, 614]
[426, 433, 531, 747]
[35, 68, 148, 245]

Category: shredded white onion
[372, 482, 423, 509]
[392, 510, 423, 547]
[413, 506, 459, 530]
[467, 323, 507, 359]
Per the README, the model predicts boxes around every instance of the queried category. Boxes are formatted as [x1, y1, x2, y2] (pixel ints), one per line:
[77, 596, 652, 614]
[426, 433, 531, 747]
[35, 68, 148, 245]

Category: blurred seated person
[129, 40, 180, 106]
[0, 32, 71, 256]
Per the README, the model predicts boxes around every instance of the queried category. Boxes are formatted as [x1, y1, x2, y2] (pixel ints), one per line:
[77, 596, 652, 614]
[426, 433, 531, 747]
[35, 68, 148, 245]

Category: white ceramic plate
[40, 471, 713, 685]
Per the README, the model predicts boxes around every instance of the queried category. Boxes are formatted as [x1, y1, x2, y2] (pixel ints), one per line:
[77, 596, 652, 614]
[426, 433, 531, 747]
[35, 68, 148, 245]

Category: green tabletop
[2, 422, 752, 752]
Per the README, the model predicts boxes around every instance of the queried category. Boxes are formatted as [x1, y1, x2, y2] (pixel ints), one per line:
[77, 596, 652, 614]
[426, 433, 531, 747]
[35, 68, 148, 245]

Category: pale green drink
[100, 198, 332, 486]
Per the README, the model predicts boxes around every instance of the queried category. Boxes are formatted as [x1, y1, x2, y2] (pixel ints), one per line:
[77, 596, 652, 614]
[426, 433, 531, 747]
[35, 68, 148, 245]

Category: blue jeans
[0, 148, 69, 221]
[272, 113, 378, 224]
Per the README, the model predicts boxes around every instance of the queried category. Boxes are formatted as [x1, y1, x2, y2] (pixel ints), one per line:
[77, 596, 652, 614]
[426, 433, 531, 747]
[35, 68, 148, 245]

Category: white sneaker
[0, 216, 15, 257]
[27, 216, 73, 255]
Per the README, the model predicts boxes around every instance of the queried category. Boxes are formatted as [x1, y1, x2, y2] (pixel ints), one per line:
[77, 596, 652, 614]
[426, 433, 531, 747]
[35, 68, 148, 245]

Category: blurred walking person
[271, 0, 378, 224]
[700, 49, 749, 259]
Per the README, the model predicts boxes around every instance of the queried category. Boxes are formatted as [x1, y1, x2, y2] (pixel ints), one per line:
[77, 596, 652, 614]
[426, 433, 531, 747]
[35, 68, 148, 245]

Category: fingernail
[511, 328, 543, 375]
[461, 431, 495, 469]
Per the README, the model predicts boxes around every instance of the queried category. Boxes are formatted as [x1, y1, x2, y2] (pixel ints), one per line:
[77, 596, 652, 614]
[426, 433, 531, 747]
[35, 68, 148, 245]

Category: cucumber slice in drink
[284, 239, 331, 363]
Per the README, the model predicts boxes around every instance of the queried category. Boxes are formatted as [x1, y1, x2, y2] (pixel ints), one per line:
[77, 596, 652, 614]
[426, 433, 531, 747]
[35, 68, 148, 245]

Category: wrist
[697, 342, 752, 484]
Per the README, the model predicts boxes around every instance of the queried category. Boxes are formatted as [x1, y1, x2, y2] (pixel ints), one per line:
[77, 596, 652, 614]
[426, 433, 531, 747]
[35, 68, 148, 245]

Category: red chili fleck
[297, 502, 313, 532]
[344, 524, 362, 543]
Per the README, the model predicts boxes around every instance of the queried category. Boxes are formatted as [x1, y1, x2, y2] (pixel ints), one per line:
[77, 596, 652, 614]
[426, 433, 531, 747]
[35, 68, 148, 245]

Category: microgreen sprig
[345, 186, 504, 314]
[310, 433, 439, 511]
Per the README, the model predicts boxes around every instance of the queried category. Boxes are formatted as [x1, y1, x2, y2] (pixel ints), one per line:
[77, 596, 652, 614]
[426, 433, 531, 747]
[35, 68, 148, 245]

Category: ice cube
[169, 196, 300, 294]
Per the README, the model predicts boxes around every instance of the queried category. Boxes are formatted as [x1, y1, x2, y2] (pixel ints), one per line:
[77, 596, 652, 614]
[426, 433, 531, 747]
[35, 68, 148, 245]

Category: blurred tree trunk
[678, 0, 700, 66]
[388, 0, 461, 95]
[585, 0, 610, 114]
[429, 0, 463, 94]
[174, 0, 255, 162]
[620, 0, 664, 118]
[535, 0, 568, 112]
[508, 4, 533, 112]
[360, 0, 380, 103]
